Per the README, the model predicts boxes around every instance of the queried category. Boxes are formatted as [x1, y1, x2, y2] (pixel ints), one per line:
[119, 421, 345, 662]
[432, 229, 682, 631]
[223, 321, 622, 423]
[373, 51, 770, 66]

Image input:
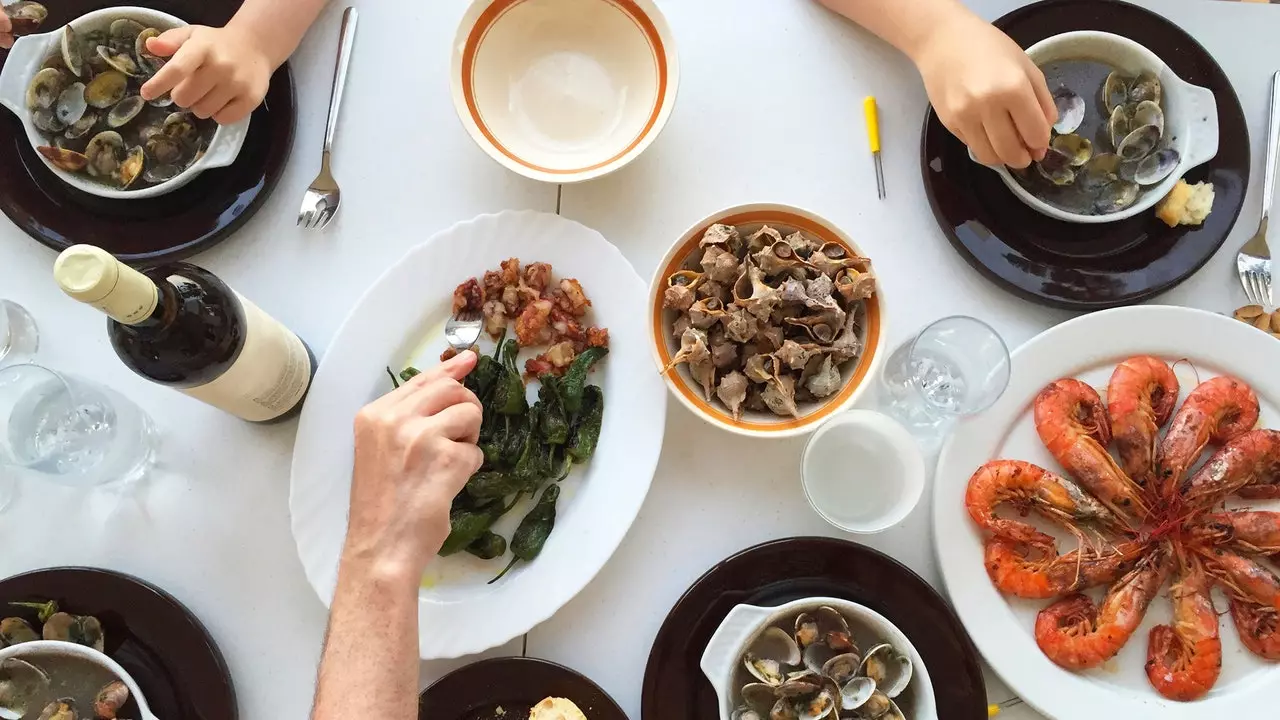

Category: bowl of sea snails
[0, 6, 249, 199]
[699, 597, 935, 720]
[649, 203, 884, 438]
[985, 30, 1218, 223]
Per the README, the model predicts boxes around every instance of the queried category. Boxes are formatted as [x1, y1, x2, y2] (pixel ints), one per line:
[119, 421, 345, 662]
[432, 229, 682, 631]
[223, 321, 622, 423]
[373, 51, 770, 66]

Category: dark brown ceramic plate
[641, 537, 985, 720]
[0, 566, 236, 720]
[921, 0, 1249, 309]
[0, 0, 295, 263]
[419, 657, 628, 720]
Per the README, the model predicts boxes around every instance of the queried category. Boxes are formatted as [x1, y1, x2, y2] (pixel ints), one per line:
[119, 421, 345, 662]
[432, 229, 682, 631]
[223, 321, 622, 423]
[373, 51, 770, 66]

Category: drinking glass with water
[0, 300, 39, 368]
[0, 364, 156, 511]
[879, 316, 1011, 440]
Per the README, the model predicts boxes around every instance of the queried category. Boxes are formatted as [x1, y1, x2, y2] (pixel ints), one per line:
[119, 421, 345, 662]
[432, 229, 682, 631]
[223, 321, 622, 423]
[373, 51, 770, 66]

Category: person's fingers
[0, 34, 13, 50]
[401, 350, 479, 391]
[429, 404, 486, 445]
[146, 26, 194, 59]
[141, 39, 205, 100]
[408, 378, 482, 418]
[962, 120, 1001, 166]
[981, 107, 1032, 168]
[212, 96, 256, 125]
[171, 72, 218, 110]
[191, 85, 236, 120]
[1023, 64, 1057, 162]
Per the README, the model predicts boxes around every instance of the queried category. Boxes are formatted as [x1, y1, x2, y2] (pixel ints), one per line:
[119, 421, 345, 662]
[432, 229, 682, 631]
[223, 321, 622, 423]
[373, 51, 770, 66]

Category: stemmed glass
[0, 300, 38, 368]
[878, 316, 1011, 443]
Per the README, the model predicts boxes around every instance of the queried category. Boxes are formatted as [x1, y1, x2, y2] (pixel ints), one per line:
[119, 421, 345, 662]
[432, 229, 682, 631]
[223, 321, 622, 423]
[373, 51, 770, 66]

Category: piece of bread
[1156, 179, 1215, 228]
[529, 697, 587, 720]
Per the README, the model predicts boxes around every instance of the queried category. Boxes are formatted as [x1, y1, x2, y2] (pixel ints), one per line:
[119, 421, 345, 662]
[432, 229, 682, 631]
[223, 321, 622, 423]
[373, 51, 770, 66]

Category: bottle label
[179, 294, 312, 422]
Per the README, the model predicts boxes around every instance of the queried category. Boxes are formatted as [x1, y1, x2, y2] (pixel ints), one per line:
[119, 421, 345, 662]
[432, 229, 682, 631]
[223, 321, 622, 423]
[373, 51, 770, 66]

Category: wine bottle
[53, 245, 316, 423]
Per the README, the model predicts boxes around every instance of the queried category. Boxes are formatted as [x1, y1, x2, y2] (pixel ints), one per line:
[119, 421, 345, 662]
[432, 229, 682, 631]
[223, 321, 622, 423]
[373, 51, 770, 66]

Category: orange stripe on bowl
[461, 0, 669, 175]
[652, 210, 882, 433]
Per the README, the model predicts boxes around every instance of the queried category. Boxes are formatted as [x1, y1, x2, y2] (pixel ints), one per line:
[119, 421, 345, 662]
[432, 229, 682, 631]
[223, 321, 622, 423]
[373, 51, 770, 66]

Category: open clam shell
[1116, 124, 1160, 162]
[794, 612, 820, 650]
[859, 643, 913, 699]
[1051, 87, 1085, 135]
[840, 676, 877, 711]
[1102, 71, 1131, 115]
[1050, 133, 1092, 167]
[26, 67, 65, 110]
[732, 709, 764, 720]
[820, 652, 861, 686]
[0, 658, 51, 720]
[744, 626, 802, 685]
[1133, 148, 1180, 186]
[742, 683, 780, 713]
[61, 26, 84, 78]
[1129, 71, 1162, 105]
[815, 606, 855, 653]
[1131, 100, 1164, 137]
[795, 687, 837, 720]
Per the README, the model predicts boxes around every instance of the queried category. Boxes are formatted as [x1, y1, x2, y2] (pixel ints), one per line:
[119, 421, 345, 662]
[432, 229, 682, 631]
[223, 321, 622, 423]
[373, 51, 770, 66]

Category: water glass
[0, 364, 156, 493]
[0, 300, 39, 367]
[878, 316, 1011, 438]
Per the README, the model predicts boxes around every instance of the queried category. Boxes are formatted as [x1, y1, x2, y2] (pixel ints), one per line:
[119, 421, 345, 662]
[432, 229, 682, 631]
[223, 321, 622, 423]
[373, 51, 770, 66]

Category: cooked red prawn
[1201, 547, 1280, 611]
[1189, 511, 1280, 555]
[1179, 429, 1280, 507]
[966, 459, 1124, 549]
[1035, 378, 1149, 524]
[1035, 542, 1172, 670]
[1227, 595, 1280, 660]
[985, 537, 1146, 600]
[1107, 356, 1179, 491]
[1157, 375, 1259, 499]
[1145, 545, 1220, 702]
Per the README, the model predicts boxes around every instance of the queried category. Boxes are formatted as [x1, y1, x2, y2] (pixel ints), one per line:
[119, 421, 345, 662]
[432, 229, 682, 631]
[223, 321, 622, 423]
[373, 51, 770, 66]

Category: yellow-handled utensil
[864, 95, 886, 199]
[988, 697, 1023, 716]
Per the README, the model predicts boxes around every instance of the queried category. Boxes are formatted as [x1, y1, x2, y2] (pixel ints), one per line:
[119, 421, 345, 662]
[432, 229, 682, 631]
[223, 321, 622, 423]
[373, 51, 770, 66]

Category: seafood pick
[966, 358, 1280, 701]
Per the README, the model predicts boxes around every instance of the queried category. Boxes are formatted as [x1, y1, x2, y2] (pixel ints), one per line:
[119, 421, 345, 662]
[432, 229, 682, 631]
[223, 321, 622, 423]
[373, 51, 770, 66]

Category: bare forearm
[311, 557, 420, 720]
[227, 0, 329, 69]
[817, 0, 976, 62]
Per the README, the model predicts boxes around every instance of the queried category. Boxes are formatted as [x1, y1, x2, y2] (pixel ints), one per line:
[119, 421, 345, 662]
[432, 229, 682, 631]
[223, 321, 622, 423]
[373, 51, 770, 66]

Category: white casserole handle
[0, 33, 50, 119]
[199, 117, 251, 170]
[699, 603, 774, 717]
[1179, 80, 1220, 171]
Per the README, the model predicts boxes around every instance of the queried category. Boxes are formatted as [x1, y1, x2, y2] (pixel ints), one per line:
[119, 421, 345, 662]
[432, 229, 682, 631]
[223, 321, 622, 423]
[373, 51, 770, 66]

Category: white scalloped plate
[934, 306, 1280, 719]
[289, 210, 666, 659]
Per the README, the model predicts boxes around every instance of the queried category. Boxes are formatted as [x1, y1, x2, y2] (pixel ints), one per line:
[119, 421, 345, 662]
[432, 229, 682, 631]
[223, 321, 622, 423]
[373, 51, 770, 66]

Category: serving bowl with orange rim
[649, 203, 886, 438]
[450, 0, 679, 183]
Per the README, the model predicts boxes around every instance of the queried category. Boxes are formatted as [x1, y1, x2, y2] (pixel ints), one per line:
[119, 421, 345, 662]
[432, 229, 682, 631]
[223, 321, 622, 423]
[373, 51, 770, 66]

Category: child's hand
[140, 25, 273, 125]
[0, 14, 14, 49]
[914, 15, 1056, 168]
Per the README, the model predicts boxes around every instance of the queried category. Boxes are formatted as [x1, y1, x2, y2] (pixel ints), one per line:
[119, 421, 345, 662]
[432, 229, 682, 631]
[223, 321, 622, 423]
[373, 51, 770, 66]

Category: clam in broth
[1012, 59, 1181, 216]
[732, 607, 914, 720]
[25, 16, 215, 191]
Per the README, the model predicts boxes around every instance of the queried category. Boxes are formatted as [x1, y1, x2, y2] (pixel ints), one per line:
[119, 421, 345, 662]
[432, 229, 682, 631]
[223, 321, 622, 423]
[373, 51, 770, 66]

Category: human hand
[139, 25, 273, 125]
[344, 352, 485, 582]
[912, 14, 1056, 168]
[0, 14, 14, 50]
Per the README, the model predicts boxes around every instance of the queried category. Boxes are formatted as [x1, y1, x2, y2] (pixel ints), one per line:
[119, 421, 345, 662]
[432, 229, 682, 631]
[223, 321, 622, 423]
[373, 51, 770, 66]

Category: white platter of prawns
[934, 305, 1280, 718]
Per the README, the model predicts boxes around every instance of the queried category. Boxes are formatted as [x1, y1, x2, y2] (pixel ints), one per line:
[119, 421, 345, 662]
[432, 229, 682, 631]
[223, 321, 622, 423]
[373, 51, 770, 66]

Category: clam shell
[820, 652, 861, 686]
[53, 82, 87, 126]
[859, 643, 913, 699]
[1131, 100, 1164, 137]
[26, 67, 65, 110]
[1051, 87, 1085, 135]
[1108, 104, 1131, 151]
[1077, 153, 1121, 192]
[742, 683, 779, 713]
[794, 613, 820, 650]
[37, 146, 88, 172]
[1116, 124, 1160, 162]
[107, 96, 145, 128]
[1133, 148, 1180, 186]
[1103, 71, 1131, 115]
[84, 71, 128, 109]
[1095, 180, 1140, 214]
[1050, 133, 1092, 167]
[61, 26, 83, 78]
[1129, 71, 1162, 105]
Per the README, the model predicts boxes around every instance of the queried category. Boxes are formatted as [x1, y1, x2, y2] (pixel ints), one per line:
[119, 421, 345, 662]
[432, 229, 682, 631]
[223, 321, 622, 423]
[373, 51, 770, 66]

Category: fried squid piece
[482, 299, 507, 337]
[452, 277, 483, 314]
[525, 341, 576, 378]
[585, 326, 610, 349]
[515, 298, 554, 346]
[523, 262, 553, 292]
[555, 278, 592, 317]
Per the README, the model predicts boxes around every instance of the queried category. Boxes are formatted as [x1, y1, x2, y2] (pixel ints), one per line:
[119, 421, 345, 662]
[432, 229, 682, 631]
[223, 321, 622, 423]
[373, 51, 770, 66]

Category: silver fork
[1238, 71, 1280, 309]
[445, 309, 484, 353]
[297, 7, 358, 230]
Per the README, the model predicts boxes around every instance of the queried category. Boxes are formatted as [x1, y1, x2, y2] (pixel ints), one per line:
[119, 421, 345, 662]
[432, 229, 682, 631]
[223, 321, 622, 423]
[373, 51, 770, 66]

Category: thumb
[438, 349, 479, 381]
[146, 26, 194, 58]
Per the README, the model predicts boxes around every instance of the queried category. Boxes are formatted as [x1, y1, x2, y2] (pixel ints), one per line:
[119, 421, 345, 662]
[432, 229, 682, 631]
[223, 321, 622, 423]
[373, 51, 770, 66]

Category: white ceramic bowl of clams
[987, 30, 1218, 223]
[0, 6, 249, 199]
[649, 203, 885, 439]
[700, 597, 935, 720]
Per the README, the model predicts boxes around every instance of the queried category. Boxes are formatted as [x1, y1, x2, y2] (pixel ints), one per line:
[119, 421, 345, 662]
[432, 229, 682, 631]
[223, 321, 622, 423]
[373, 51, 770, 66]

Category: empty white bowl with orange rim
[451, 0, 678, 183]
[649, 203, 887, 438]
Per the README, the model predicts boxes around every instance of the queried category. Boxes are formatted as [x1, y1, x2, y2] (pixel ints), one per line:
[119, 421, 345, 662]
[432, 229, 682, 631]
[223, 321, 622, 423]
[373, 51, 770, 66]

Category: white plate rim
[932, 305, 1280, 719]
[289, 210, 667, 658]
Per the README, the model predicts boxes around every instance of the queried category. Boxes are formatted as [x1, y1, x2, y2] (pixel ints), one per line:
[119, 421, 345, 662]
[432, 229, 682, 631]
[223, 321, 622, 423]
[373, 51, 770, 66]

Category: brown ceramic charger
[922, 0, 1250, 309]
[0, 566, 237, 720]
[0, 0, 295, 263]
[419, 656, 628, 720]
[641, 537, 986, 720]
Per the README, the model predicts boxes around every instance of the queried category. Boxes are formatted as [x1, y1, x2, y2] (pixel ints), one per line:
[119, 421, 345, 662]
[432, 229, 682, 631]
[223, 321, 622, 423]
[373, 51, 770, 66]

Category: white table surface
[1, 0, 1277, 718]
